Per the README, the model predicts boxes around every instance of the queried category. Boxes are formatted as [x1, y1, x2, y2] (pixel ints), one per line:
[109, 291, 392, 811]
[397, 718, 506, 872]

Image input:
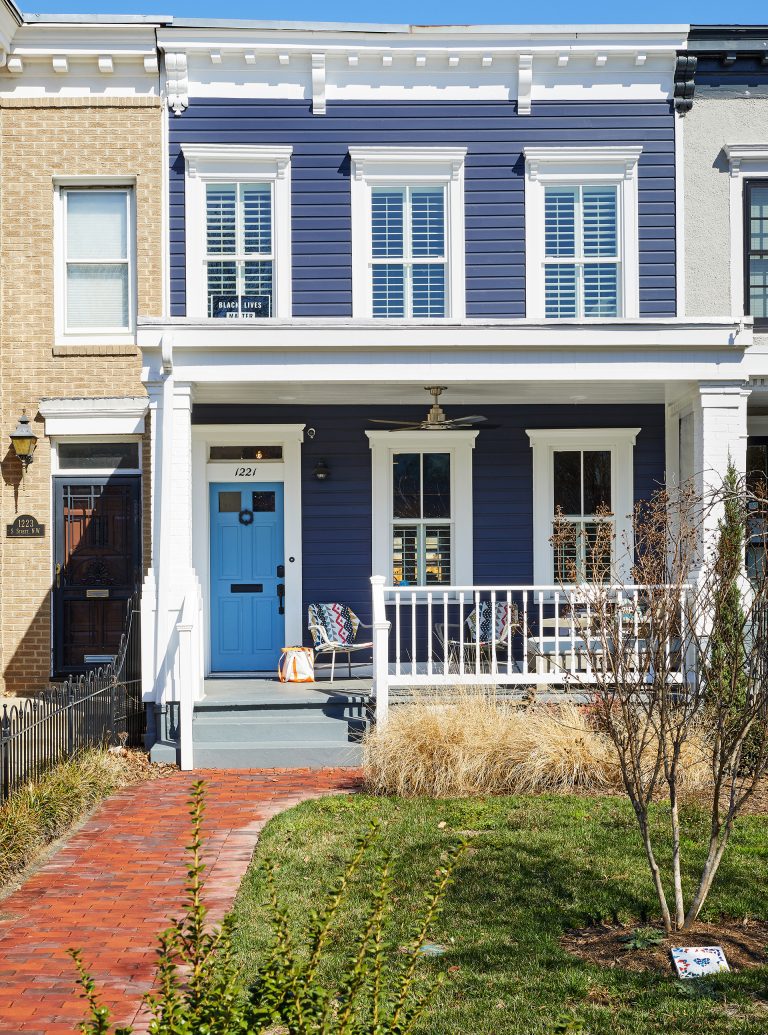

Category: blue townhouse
[134, 22, 753, 766]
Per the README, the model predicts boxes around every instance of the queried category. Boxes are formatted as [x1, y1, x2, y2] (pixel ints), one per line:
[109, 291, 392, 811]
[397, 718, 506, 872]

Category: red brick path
[0, 768, 362, 1035]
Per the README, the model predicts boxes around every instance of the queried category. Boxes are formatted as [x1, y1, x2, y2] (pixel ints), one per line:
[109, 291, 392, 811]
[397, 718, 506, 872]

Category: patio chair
[307, 603, 374, 681]
[435, 600, 519, 672]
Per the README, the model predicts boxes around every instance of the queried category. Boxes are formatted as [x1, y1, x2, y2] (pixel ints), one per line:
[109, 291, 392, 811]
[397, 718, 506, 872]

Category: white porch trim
[39, 396, 148, 436]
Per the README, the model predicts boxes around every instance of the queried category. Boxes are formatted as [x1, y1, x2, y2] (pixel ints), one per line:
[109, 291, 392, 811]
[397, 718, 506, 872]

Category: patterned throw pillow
[308, 603, 359, 646]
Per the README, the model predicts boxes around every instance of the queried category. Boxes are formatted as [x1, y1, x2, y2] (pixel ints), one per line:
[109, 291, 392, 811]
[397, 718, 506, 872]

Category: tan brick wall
[0, 98, 162, 694]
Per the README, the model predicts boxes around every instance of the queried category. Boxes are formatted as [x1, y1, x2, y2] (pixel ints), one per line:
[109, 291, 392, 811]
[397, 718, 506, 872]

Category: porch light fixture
[313, 458, 330, 481]
[10, 410, 38, 471]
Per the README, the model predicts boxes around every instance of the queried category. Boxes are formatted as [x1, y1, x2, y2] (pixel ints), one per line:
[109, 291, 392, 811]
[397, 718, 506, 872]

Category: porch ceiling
[191, 380, 670, 407]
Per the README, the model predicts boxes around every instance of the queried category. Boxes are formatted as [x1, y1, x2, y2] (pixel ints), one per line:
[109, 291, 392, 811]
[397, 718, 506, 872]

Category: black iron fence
[0, 592, 144, 800]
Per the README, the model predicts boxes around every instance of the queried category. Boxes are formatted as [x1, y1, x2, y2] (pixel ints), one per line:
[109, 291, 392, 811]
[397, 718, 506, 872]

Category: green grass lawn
[229, 793, 768, 1034]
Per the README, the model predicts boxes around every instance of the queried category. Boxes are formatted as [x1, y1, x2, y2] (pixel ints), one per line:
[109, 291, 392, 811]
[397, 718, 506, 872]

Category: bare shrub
[362, 693, 710, 798]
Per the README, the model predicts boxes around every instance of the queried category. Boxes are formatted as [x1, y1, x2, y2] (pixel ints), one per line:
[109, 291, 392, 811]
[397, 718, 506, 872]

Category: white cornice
[725, 143, 768, 177]
[39, 396, 148, 436]
[349, 145, 467, 181]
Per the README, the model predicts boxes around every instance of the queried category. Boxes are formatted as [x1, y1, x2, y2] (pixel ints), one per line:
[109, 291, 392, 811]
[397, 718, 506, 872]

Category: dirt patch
[562, 919, 768, 976]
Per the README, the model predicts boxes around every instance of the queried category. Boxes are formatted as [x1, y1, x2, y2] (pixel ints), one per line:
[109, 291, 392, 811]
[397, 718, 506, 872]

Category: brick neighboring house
[0, 3, 166, 693]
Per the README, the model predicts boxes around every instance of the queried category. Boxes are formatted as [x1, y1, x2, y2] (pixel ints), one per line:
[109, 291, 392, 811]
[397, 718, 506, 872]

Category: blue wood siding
[170, 100, 676, 318]
[193, 403, 665, 630]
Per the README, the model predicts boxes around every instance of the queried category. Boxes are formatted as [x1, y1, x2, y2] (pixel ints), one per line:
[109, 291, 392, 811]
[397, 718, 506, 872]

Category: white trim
[180, 143, 293, 319]
[191, 423, 304, 674]
[524, 145, 642, 319]
[39, 396, 148, 436]
[53, 181, 137, 347]
[349, 146, 466, 319]
[366, 429, 476, 585]
[526, 426, 640, 583]
[725, 144, 768, 318]
[674, 111, 685, 317]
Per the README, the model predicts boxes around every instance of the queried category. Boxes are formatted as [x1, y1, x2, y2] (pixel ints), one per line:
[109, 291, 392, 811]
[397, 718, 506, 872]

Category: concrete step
[193, 714, 365, 744]
[193, 741, 363, 769]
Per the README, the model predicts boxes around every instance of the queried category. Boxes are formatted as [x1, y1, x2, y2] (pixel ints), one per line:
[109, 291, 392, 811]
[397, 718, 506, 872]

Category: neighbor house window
[349, 147, 467, 319]
[543, 186, 619, 318]
[371, 187, 446, 318]
[524, 146, 642, 320]
[205, 182, 273, 318]
[745, 181, 768, 331]
[367, 430, 476, 586]
[181, 144, 293, 319]
[63, 188, 133, 333]
[527, 428, 639, 584]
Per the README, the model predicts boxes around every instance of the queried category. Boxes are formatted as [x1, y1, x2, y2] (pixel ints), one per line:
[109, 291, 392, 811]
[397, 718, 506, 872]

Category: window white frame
[350, 147, 467, 319]
[524, 146, 642, 320]
[724, 144, 768, 319]
[367, 429, 476, 585]
[526, 427, 639, 583]
[51, 436, 143, 476]
[54, 180, 136, 346]
[181, 144, 293, 319]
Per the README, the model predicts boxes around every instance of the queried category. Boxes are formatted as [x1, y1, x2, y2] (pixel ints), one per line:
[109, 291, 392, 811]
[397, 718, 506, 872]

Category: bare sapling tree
[548, 462, 768, 933]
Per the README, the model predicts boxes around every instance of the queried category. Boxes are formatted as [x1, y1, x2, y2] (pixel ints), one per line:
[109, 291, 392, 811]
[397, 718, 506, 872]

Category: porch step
[193, 742, 363, 769]
[191, 690, 370, 769]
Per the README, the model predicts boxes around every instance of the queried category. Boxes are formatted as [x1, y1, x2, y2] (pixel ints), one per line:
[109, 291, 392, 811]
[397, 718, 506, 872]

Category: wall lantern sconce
[10, 410, 38, 471]
[313, 458, 330, 481]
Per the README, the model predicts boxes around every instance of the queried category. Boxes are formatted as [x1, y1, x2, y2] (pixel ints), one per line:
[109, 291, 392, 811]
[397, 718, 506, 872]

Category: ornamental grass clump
[362, 695, 710, 798]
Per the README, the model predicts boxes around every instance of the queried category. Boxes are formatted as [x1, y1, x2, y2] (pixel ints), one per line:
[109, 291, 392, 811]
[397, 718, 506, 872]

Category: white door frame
[191, 423, 305, 675]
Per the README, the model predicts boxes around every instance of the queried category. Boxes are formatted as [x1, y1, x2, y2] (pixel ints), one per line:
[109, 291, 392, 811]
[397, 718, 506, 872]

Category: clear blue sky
[18, 0, 768, 26]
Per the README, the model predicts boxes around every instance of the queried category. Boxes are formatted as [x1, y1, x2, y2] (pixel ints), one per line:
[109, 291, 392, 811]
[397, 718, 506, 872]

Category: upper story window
[350, 147, 467, 319]
[544, 186, 619, 318]
[371, 187, 446, 318]
[206, 183, 273, 318]
[524, 146, 642, 320]
[745, 180, 768, 331]
[181, 144, 293, 319]
[57, 187, 135, 340]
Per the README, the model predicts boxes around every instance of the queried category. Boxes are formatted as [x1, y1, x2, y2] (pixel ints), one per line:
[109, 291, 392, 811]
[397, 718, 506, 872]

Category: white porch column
[693, 381, 750, 540]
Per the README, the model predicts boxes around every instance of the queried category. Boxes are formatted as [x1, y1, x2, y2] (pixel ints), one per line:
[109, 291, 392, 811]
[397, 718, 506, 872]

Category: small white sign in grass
[671, 946, 729, 979]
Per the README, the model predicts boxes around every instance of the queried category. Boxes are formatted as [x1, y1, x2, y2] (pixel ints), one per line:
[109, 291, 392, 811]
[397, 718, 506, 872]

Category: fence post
[1, 705, 9, 801]
[108, 677, 117, 746]
[66, 682, 75, 755]
[370, 576, 391, 728]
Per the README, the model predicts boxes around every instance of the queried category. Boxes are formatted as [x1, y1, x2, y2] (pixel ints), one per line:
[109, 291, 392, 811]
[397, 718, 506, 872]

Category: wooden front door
[53, 477, 141, 675]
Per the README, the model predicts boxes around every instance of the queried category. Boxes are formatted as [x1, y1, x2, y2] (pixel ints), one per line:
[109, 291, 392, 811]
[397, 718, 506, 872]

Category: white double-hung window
[350, 147, 466, 319]
[368, 431, 476, 587]
[524, 146, 642, 319]
[370, 186, 447, 317]
[181, 144, 293, 319]
[58, 187, 134, 338]
[205, 182, 273, 317]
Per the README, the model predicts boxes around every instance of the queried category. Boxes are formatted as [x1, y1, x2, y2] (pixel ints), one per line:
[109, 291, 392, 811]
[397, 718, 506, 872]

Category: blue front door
[210, 483, 285, 672]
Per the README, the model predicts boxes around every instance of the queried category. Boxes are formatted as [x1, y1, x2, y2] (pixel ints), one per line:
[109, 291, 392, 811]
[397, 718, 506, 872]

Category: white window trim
[53, 180, 137, 347]
[526, 427, 639, 584]
[39, 396, 148, 437]
[523, 146, 642, 320]
[181, 143, 293, 319]
[366, 429, 476, 586]
[724, 144, 768, 318]
[350, 146, 467, 319]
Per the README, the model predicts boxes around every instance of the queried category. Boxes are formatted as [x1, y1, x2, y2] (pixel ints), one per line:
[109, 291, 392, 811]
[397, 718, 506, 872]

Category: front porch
[136, 314, 754, 768]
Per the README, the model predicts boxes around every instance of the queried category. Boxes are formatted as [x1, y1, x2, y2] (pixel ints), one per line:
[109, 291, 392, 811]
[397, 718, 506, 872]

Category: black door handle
[276, 564, 285, 578]
[277, 583, 285, 615]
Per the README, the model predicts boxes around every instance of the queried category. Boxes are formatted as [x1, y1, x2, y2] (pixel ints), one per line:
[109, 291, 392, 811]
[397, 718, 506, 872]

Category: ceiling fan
[368, 386, 489, 432]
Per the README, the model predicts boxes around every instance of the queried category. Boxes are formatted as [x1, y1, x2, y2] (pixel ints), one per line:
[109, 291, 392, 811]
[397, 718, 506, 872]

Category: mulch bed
[562, 919, 768, 975]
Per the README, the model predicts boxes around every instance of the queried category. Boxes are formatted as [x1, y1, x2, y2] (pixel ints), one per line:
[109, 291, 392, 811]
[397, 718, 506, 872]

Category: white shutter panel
[206, 184, 236, 255]
[544, 188, 576, 257]
[242, 184, 272, 255]
[582, 187, 617, 257]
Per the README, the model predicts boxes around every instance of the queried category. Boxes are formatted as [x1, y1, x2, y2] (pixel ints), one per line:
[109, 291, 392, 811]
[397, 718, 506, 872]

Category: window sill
[53, 337, 137, 357]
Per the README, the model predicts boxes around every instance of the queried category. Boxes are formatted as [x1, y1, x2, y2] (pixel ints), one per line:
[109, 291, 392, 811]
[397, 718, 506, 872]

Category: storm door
[53, 477, 141, 675]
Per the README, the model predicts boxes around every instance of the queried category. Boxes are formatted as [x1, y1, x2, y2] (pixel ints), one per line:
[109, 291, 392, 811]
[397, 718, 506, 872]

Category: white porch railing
[370, 576, 690, 723]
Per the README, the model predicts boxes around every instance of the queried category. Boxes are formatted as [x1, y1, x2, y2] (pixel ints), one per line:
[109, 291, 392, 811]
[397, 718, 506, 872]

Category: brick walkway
[0, 768, 362, 1035]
